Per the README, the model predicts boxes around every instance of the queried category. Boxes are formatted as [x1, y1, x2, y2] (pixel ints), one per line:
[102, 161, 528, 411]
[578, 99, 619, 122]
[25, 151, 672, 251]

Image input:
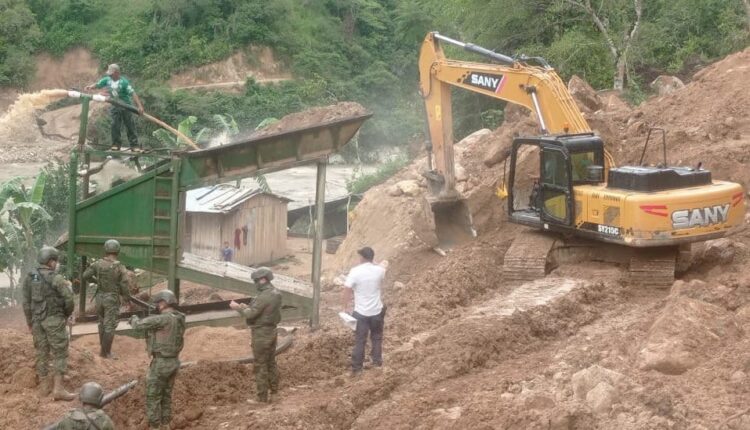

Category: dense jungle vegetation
[1, 0, 749, 153]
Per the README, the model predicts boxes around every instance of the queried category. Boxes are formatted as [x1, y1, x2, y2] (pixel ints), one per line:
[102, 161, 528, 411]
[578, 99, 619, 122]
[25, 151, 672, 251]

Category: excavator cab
[508, 134, 605, 232]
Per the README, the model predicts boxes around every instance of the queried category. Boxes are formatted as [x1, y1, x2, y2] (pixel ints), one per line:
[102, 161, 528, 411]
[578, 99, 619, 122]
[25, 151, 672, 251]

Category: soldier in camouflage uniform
[22, 246, 76, 401]
[57, 381, 115, 429]
[129, 290, 185, 429]
[81, 239, 131, 359]
[229, 267, 282, 403]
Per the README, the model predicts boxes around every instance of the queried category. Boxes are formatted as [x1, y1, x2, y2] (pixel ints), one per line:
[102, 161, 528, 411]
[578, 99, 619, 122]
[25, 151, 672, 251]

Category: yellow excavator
[419, 32, 745, 285]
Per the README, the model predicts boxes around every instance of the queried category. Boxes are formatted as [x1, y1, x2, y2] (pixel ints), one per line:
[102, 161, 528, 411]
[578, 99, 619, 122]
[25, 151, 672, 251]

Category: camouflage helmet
[37, 246, 59, 265]
[104, 239, 120, 254]
[79, 382, 104, 407]
[151, 289, 177, 306]
[251, 267, 274, 282]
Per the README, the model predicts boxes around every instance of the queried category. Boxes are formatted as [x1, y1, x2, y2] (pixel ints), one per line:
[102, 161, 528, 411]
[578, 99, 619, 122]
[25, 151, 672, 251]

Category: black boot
[98, 328, 106, 357]
[103, 333, 117, 359]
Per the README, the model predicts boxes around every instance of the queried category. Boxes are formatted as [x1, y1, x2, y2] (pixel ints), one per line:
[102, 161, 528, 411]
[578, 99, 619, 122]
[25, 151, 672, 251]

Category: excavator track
[502, 231, 678, 287]
[628, 250, 676, 287]
[503, 230, 558, 283]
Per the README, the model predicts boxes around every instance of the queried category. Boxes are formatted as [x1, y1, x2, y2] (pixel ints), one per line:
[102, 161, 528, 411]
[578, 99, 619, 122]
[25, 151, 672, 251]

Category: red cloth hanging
[234, 228, 242, 249]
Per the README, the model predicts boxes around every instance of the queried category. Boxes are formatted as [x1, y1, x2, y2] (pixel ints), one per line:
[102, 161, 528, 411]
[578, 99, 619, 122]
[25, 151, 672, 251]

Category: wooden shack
[184, 184, 290, 266]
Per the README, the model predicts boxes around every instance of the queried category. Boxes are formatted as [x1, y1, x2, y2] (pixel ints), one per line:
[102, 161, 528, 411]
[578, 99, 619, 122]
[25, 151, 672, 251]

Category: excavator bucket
[430, 198, 476, 248]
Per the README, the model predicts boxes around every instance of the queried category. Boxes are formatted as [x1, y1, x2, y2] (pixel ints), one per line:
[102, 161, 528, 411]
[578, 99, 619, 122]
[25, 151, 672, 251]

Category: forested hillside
[1, 0, 748, 154]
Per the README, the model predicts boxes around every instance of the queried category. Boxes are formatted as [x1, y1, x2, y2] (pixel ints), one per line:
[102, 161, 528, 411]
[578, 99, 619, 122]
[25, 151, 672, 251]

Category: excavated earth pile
[2, 49, 750, 429]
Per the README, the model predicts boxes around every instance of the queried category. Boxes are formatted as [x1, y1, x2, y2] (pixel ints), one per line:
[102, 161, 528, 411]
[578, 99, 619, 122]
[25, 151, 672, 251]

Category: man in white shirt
[342, 246, 386, 375]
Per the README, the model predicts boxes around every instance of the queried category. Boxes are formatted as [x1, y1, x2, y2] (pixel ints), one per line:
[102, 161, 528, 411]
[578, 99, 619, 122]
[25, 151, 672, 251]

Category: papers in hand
[338, 312, 357, 331]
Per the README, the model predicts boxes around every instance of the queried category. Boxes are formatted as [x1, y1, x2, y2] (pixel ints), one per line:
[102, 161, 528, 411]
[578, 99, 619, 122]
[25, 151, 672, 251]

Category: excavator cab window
[571, 152, 595, 182]
[508, 137, 574, 228]
[540, 146, 572, 224]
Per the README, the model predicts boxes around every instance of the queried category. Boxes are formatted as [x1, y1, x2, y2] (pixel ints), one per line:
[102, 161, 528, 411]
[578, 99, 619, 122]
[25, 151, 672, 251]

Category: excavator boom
[420, 32, 590, 202]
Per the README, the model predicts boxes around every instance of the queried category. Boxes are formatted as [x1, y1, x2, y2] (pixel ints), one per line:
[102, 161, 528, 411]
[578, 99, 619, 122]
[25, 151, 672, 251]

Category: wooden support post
[310, 160, 327, 329]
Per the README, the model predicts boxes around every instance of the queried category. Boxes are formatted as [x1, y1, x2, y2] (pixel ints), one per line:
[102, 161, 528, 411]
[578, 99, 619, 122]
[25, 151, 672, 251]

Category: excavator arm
[419, 32, 604, 200]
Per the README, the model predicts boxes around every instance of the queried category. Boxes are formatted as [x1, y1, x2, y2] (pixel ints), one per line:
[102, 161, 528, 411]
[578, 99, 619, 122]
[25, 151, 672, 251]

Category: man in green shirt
[86, 63, 145, 152]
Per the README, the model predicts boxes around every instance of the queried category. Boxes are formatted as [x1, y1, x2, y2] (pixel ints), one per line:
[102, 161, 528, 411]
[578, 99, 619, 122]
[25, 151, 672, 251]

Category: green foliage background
[0, 0, 748, 149]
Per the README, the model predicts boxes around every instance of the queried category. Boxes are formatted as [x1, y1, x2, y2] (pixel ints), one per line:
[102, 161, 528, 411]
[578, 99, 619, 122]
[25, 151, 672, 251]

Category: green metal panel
[73, 162, 174, 273]
[179, 113, 371, 190]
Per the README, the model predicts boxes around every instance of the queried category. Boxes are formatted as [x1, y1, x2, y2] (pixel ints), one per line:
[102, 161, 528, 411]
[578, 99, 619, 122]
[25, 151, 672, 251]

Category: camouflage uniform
[57, 406, 115, 430]
[82, 258, 130, 357]
[239, 282, 282, 401]
[22, 266, 75, 378]
[130, 308, 186, 428]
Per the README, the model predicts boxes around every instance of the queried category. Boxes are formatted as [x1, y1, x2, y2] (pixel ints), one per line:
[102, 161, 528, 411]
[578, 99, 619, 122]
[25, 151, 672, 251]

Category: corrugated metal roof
[185, 184, 289, 214]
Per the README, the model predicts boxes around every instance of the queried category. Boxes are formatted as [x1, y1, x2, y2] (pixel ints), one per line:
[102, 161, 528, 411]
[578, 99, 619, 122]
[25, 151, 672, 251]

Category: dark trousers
[111, 106, 138, 148]
[352, 306, 385, 372]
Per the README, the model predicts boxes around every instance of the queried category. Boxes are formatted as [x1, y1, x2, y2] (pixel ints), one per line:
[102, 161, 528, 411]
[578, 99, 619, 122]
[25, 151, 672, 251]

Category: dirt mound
[109, 360, 255, 429]
[278, 326, 352, 385]
[638, 295, 742, 375]
[252, 101, 369, 138]
[149, 280, 246, 306]
[169, 46, 291, 90]
[616, 47, 750, 187]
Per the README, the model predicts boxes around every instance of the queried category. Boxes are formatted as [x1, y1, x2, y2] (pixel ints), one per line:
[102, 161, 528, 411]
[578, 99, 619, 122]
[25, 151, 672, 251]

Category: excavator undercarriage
[502, 230, 690, 286]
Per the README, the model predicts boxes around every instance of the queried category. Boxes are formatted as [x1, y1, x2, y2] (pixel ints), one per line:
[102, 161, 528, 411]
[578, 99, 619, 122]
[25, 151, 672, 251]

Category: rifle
[41, 380, 138, 430]
[101, 379, 138, 405]
[129, 295, 156, 311]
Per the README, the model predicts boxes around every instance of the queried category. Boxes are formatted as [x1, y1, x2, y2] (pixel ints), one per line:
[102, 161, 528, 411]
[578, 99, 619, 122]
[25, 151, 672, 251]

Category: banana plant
[153, 116, 211, 148]
[0, 173, 50, 304]
[214, 114, 239, 135]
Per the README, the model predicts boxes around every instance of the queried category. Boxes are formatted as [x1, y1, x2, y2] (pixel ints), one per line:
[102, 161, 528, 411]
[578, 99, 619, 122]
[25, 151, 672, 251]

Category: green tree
[0, 0, 42, 86]
[562, 0, 643, 90]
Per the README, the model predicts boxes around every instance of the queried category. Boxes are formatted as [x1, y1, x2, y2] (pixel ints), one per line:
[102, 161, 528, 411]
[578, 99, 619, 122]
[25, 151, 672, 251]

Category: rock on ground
[638, 296, 741, 375]
[396, 180, 421, 197]
[650, 75, 685, 96]
[568, 75, 603, 112]
[571, 364, 625, 399]
[585, 381, 617, 414]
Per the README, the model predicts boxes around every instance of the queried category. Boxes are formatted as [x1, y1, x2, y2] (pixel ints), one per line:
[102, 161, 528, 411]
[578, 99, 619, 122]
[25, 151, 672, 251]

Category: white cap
[106, 64, 120, 75]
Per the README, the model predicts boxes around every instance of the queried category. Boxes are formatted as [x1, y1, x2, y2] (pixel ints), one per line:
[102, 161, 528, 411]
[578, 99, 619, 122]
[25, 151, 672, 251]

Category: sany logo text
[463, 73, 504, 92]
[671, 204, 729, 229]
